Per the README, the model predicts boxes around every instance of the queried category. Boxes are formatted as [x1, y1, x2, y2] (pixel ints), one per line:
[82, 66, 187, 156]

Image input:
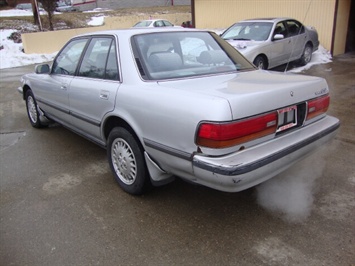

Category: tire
[107, 127, 151, 195]
[253, 56, 267, 69]
[25, 90, 44, 128]
[299, 44, 313, 66]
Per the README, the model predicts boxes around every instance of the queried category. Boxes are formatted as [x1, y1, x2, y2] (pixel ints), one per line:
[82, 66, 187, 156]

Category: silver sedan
[221, 18, 319, 69]
[18, 28, 338, 195]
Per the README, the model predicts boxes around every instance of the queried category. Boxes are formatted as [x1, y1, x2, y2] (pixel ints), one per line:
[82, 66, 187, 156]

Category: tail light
[306, 95, 330, 120]
[196, 112, 278, 148]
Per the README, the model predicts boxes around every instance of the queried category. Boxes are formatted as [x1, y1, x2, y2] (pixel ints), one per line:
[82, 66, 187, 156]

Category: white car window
[133, 31, 254, 80]
[52, 38, 88, 75]
[78, 37, 111, 79]
[274, 22, 287, 38]
[286, 20, 305, 36]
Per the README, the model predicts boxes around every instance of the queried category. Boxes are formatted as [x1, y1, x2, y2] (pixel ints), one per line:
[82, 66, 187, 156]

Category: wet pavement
[0, 55, 354, 265]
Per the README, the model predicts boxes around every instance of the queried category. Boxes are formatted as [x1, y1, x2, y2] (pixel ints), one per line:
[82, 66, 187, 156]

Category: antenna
[284, 0, 313, 72]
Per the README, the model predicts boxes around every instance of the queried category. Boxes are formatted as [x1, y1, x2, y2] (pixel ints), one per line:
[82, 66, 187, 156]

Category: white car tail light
[306, 94, 330, 120]
[196, 112, 278, 148]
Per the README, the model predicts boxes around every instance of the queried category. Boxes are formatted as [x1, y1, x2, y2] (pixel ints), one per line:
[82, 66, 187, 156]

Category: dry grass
[0, 5, 191, 32]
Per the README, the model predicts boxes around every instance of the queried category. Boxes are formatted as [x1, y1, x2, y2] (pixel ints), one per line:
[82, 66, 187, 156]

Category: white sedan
[18, 28, 339, 195]
[133, 19, 175, 28]
[221, 18, 320, 69]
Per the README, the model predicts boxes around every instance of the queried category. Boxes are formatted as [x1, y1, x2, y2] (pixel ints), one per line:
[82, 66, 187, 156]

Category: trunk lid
[157, 70, 329, 120]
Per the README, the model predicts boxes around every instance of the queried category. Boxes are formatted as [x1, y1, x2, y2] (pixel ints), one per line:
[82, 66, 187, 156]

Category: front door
[37, 38, 89, 124]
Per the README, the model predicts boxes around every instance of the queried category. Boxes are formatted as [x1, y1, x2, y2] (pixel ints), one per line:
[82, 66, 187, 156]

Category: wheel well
[306, 41, 313, 50]
[22, 85, 31, 100]
[103, 116, 141, 146]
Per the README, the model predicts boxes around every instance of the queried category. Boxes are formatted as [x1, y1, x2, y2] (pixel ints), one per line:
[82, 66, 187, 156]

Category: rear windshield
[131, 31, 255, 80]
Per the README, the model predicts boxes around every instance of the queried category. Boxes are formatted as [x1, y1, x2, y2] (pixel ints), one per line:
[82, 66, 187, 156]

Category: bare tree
[38, 0, 56, 31]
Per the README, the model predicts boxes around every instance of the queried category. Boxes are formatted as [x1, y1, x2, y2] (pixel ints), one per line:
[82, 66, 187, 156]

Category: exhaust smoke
[256, 155, 326, 223]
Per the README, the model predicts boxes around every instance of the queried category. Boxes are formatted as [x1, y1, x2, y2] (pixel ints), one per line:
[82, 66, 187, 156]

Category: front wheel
[253, 56, 267, 70]
[25, 90, 44, 128]
[299, 44, 313, 66]
[107, 127, 151, 195]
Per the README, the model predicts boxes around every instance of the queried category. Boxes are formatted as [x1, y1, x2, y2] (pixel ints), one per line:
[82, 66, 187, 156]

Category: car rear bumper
[192, 115, 339, 192]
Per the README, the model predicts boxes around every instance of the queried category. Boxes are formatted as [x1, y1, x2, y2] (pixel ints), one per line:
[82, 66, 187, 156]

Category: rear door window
[78, 37, 119, 81]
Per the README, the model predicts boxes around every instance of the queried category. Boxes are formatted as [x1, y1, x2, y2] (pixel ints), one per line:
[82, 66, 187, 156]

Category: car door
[267, 21, 293, 68]
[34, 38, 88, 124]
[68, 36, 120, 143]
[286, 20, 307, 60]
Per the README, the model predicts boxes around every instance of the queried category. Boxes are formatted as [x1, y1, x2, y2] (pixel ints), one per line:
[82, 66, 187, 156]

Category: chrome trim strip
[36, 98, 70, 114]
[70, 111, 101, 127]
[144, 138, 192, 161]
[36, 98, 100, 127]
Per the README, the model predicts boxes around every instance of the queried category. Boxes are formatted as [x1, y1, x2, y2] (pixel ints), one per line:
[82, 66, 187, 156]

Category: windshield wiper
[231, 38, 251, 41]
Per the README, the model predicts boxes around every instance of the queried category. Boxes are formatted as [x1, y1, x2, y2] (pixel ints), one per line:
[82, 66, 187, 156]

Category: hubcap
[111, 138, 137, 185]
[304, 47, 312, 63]
[27, 95, 38, 123]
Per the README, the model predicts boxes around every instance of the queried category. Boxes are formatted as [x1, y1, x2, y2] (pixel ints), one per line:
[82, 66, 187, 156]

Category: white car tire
[107, 127, 151, 195]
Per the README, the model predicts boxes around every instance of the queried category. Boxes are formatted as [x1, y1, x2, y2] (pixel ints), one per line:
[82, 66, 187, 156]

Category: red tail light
[196, 112, 278, 148]
[306, 95, 330, 120]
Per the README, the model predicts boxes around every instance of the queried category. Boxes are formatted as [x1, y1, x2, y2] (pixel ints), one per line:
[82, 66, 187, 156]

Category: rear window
[131, 31, 254, 80]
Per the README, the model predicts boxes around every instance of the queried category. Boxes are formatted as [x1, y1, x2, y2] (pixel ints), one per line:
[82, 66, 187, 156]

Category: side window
[286, 20, 304, 36]
[52, 38, 88, 75]
[106, 42, 119, 81]
[163, 20, 173, 27]
[273, 22, 287, 38]
[78, 37, 118, 80]
[155, 21, 164, 27]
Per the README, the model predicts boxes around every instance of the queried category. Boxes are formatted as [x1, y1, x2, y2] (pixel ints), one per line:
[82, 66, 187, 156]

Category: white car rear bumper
[192, 115, 339, 192]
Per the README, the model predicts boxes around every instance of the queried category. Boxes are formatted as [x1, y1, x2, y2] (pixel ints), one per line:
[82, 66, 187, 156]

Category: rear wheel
[253, 56, 267, 69]
[299, 44, 313, 66]
[107, 127, 151, 195]
[25, 90, 44, 128]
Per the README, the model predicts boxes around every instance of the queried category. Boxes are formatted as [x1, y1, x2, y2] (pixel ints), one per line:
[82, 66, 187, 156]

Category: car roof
[139, 19, 166, 22]
[240, 17, 294, 23]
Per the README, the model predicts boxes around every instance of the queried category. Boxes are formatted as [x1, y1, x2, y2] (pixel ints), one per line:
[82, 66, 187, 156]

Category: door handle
[100, 90, 109, 100]
[60, 84, 68, 90]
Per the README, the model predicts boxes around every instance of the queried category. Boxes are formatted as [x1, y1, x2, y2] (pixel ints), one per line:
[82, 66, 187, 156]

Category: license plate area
[276, 105, 297, 132]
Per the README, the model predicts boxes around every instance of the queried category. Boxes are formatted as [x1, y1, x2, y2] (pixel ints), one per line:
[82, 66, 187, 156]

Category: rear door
[68, 36, 120, 142]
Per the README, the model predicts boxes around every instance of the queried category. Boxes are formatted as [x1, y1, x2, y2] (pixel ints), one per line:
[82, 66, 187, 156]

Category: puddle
[0, 131, 26, 151]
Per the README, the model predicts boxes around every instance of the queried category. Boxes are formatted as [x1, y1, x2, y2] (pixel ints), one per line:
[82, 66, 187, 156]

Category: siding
[194, 0, 340, 53]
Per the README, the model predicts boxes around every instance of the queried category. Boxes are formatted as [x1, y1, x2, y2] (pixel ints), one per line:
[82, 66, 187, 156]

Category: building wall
[193, 0, 350, 55]
[22, 12, 191, 54]
[333, 0, 351, 55]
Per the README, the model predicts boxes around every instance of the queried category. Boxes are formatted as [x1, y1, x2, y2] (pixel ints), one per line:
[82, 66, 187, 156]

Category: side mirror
[273, 34, 284, 40]
[35, 64, 50, 74]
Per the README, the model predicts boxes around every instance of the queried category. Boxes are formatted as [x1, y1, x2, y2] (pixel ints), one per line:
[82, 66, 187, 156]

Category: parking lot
[0, 54, 354, 265]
